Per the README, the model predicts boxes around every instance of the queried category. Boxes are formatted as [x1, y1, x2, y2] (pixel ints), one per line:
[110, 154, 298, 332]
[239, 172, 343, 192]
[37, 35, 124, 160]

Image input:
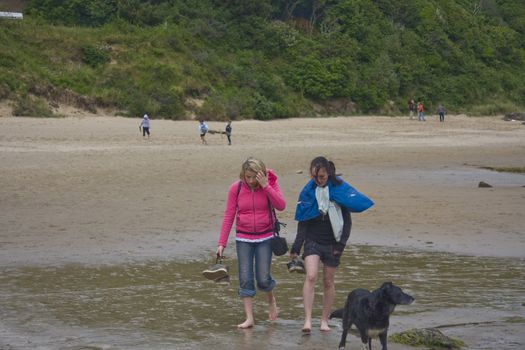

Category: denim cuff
[238, 287, 256, 298]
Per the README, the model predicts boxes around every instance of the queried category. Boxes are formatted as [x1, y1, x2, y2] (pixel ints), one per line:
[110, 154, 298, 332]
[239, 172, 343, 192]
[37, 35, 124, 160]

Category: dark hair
[310, 156, 342, 185]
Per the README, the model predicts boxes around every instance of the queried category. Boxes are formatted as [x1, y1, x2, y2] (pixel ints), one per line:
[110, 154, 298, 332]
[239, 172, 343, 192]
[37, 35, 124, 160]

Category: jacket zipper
[251, 188, 256, 233]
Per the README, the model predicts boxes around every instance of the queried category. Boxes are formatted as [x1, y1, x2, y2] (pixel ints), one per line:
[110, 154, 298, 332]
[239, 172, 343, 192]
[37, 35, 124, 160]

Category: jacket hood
[267, 168, 277, 187]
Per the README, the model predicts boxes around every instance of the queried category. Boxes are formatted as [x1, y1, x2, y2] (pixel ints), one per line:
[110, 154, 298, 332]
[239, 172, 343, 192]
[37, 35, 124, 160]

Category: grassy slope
[1, 0, 524, 119]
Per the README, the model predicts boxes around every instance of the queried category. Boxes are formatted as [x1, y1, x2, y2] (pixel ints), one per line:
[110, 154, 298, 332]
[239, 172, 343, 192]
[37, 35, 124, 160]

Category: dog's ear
[379, 282, 393, 296]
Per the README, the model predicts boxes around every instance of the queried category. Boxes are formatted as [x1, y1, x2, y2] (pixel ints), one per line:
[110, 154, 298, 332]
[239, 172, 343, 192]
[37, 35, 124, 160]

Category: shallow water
[1, 245, 524, 350]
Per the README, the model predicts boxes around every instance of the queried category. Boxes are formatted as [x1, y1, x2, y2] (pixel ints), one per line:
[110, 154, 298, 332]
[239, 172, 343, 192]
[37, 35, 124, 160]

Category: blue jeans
[236, 239, 276, 298]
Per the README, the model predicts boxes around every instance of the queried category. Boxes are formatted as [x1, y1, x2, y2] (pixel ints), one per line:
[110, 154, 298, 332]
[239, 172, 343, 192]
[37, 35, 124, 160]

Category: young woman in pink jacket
[216, 157, 286, 328]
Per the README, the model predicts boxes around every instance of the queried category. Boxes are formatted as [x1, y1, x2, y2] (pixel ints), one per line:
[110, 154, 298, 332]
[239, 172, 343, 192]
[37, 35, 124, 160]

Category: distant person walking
[199, 120, 208, 145]
[408, 99, 416, 119]
[140, 114, 150, 137]
[225, 121, 232, 145]
[437, 104, 446, 122]
[417, 102, 426, 121]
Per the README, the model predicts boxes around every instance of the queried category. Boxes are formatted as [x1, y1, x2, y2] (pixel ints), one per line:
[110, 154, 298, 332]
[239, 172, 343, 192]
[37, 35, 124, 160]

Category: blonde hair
[240, 157, 267, 179]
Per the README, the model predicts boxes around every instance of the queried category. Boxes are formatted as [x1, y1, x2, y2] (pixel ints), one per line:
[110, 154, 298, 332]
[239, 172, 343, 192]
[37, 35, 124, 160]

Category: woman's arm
[334, 208, 352, 254]
[217, 182, 239, 247]
[290, 220, 307, 255]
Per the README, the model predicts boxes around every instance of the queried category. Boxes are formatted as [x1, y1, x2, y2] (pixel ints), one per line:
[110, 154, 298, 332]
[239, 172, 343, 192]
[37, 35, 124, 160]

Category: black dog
[330, 282, 414, 350]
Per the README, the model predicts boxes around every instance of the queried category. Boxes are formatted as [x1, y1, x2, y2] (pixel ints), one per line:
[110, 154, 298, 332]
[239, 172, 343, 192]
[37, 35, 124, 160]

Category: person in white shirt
[139, 114, 150, 138]
[199, 120, 208, 145]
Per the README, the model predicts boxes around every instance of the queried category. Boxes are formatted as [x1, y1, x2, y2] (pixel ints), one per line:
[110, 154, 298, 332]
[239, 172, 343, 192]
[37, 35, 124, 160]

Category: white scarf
[315, 186, 344, 242]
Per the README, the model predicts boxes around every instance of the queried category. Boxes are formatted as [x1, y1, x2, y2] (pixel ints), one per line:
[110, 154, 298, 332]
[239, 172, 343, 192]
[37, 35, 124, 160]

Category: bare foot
[302, 320, 312, 334]
[237, 320, 254, 329]
[268, 296, 278, 321]
[320, 320, 331, 332]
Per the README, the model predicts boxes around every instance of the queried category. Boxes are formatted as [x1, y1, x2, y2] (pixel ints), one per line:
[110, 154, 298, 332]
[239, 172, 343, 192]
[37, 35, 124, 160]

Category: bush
[253, 94, 273, 120]
[13, 95, 57, 118]
[81, 45, 110, 68]
[0, 83, 10, 100]
[468, 101, 524, 116]
[8, 0, 525, 119]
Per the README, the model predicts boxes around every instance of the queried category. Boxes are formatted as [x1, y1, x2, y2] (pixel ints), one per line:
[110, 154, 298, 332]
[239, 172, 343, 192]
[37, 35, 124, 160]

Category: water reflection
[0, 245, 523, 349]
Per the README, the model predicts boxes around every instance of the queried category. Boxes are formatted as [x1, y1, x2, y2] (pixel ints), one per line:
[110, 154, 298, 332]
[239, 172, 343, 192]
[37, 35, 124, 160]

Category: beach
[1, 110, 524, 349]
[1, 112, 524, 264]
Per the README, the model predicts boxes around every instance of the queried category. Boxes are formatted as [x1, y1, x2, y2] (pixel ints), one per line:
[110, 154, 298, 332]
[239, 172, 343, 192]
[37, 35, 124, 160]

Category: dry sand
[1, 108, 524, 266]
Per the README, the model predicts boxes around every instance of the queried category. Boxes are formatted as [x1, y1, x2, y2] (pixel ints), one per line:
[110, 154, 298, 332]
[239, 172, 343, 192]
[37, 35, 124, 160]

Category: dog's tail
[329, 308, 344, 319]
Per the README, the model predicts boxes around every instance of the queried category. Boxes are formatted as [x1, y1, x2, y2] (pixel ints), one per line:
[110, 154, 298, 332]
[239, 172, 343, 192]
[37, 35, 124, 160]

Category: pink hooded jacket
[218, 169, 286, 247]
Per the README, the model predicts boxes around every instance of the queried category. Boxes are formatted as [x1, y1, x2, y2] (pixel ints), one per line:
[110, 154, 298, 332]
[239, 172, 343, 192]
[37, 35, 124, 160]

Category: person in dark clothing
[290, 156, 352, 333]
[225, 121, 232, 145]
[408, 99, 416, 119]
[437, 104, 446, 122]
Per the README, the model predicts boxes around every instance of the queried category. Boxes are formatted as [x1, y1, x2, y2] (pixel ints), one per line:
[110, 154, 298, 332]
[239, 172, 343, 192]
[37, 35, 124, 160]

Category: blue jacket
[295, 178, 374, 221]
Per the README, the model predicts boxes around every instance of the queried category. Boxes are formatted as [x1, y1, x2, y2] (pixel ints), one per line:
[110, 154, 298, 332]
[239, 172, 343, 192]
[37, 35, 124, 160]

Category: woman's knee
[305, 272, 317, 285]
[256, 278, 276, 292]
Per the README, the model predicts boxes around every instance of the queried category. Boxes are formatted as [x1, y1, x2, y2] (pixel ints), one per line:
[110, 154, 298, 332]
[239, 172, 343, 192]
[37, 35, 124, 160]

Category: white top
[140, 114, 150, 128]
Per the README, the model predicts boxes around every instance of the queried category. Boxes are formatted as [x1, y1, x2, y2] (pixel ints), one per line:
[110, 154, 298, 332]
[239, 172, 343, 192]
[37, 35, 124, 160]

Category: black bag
[269, 206, 288, 256]
[271, 236, 288, 256]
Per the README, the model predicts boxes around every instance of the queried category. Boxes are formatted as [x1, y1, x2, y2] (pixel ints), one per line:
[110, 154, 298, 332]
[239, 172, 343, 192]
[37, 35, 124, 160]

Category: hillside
[0, 0, 524, 119]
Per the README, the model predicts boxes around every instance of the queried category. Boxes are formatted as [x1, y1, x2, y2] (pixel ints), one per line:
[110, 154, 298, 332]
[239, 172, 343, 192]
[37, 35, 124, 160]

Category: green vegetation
[481, 166, 525, 174]
[390, 328, 465, 349]
[505, 316, 525, 323]
[12, 94, 58, 117]
[1, 0, 524, 119]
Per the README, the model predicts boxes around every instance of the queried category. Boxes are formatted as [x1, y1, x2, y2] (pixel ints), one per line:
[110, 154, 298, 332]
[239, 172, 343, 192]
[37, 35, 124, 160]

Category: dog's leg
[338, 310, 352, 349]
[338, 327, 349, 350]
[359, 332, 369, 350]
[379, 331, 388, 350]
[338, 318, 353, 350]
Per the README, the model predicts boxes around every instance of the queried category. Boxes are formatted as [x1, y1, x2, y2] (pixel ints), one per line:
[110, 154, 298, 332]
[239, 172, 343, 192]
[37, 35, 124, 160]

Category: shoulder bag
[267, 199, 288, 256]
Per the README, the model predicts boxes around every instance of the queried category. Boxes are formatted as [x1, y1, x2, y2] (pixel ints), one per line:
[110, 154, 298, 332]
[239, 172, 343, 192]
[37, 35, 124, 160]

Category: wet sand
[1, 110, 524, 349]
